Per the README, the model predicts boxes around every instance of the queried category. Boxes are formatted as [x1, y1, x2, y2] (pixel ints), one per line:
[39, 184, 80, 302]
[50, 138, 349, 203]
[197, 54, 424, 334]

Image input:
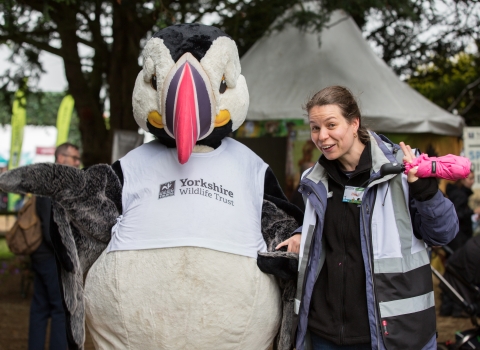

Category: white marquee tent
[240, 10, 465, 136]
[0, 125, 57, 167]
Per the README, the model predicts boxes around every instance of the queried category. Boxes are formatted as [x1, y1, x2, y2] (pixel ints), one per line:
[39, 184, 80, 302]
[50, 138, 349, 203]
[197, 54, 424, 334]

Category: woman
[277, 86, 458, 350]
[445, 171, 480, 252]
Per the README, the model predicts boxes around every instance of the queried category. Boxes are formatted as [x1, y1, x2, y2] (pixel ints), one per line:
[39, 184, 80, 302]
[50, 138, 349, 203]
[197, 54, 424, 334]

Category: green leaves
[408, 52, 480, 126]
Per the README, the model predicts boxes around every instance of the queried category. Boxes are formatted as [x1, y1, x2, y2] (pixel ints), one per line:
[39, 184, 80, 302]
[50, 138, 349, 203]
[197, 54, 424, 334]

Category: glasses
[61, 154, 81, 162]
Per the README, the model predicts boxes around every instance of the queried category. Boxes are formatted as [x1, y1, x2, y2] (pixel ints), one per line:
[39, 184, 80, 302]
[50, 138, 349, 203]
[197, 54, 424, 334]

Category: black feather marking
[153, 23, 231, 62]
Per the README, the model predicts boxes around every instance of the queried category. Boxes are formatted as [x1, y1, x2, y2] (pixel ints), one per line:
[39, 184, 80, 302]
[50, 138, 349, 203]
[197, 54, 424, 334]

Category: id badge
[343, 186, 365, 204]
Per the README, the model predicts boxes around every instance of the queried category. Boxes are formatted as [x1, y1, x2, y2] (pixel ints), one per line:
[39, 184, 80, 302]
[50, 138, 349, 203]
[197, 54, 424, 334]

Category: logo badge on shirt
[343, 186, 365, 204]
[159, 181, 175, 199]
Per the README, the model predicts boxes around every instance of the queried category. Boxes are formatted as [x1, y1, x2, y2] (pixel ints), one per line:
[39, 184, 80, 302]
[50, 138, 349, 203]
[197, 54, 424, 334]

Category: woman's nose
[318, 128, 329, 142]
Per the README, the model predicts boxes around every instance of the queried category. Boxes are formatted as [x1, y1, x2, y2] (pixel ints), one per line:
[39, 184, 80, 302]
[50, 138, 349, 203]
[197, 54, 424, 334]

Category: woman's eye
[219, 75, 227, 94]
[151, 75, 157, 91]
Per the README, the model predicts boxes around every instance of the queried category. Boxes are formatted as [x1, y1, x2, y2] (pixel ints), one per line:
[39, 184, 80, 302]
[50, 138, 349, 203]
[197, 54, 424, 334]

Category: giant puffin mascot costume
[0, 24, 302, 350]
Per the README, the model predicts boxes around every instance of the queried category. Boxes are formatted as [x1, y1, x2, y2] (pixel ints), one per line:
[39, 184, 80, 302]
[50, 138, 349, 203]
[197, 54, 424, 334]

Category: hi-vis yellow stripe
[56, 95, 75, 146]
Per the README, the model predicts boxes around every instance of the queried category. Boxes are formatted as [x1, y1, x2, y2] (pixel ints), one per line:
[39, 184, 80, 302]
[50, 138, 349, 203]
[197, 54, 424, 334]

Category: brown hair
[304, 86, 370, 144]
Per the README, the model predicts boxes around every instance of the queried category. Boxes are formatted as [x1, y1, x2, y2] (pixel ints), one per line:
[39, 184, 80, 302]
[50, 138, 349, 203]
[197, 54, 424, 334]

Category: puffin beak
[162, 53, 215, 164]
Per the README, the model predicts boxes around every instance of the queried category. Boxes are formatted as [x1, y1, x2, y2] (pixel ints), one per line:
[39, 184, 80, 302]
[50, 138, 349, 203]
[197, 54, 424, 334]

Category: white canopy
[240, 10, 464, 136]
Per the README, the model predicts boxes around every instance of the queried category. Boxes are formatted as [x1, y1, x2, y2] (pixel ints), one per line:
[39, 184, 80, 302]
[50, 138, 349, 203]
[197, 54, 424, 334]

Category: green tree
[1, 0, 476, 164]
[408, 52, 480, 126]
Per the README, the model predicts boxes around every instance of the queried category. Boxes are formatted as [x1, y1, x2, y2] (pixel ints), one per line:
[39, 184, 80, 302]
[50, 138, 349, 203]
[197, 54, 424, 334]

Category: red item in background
[404, 154, 471, 181]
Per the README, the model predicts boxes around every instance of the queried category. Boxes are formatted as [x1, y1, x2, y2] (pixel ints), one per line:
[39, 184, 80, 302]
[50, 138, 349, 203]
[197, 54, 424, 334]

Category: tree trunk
[108, 2, 145, 136]
[54, 7, 110, 166]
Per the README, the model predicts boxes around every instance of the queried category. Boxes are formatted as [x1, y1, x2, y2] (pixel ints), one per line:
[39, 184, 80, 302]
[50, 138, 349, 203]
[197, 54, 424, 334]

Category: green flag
[56, 94, 75, 146]
[8, 89, 27, 211]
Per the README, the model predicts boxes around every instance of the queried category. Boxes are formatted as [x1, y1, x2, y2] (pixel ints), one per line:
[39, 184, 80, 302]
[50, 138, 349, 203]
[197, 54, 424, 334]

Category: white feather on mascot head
[132, 24, 249, 163]
[0, 23, 302, 350]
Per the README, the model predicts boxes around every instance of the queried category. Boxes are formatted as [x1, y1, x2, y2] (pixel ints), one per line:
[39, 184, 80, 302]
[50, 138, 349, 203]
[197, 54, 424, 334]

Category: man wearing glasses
[54, 143, 81, 168]
[28, 142, 80, 350]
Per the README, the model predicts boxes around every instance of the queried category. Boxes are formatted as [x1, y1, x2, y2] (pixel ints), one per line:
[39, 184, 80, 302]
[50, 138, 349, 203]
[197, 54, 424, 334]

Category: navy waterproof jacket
[294, 132, 458, 350]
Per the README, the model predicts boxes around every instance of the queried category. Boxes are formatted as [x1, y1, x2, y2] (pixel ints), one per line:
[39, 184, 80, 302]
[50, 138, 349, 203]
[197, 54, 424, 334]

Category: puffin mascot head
[132, 24, 249, 164]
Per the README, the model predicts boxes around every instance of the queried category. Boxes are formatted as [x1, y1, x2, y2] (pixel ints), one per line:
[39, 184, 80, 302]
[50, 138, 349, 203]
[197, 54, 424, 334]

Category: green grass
[0, 238, 14, 259]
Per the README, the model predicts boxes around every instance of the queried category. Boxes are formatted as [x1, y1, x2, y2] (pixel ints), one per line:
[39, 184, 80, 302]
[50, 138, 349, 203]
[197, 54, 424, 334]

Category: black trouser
[28, 255, 67, 350]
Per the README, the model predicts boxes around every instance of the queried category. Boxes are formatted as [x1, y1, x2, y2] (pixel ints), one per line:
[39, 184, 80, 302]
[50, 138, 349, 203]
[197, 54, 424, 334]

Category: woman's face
[462, 172, 475, 189]
[309, 104, 359, 163]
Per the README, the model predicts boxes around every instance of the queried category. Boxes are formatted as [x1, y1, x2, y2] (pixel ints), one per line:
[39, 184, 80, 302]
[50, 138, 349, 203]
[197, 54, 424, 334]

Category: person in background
[28, 142, 80, 350]
[440, 235, 480, 318]
[445, 171, 480, 252]
[277, 86, 458, 350]
[290, 161, 315, 212]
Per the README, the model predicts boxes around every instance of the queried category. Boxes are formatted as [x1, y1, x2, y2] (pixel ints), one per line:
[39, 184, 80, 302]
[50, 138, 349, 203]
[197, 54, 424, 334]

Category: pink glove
[403, 154, 471, 181]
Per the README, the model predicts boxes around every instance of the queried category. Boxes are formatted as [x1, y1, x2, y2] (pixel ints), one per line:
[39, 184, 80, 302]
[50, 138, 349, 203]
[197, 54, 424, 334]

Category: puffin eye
[219, 75, 227, 94]
[151, 75, 157, 91]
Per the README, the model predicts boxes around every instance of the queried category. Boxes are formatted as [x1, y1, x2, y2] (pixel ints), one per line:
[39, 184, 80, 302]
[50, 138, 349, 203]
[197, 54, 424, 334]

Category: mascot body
[0, 24, 300, 350]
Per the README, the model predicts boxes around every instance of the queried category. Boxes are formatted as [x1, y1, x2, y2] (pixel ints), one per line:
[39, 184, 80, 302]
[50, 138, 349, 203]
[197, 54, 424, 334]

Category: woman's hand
[275, 234, 301, 254]
[399, 141, 418, 183]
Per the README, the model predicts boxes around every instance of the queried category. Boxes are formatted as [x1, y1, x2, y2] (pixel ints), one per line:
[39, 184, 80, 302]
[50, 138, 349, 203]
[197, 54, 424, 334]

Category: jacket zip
[326, 172, 367, 345]
[340, 199, 347, 345]
[361, 186, 381, 350]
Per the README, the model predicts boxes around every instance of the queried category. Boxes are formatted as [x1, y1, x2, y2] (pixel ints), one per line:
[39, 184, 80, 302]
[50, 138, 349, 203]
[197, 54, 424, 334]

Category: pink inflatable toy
[403, 154, 472, 181]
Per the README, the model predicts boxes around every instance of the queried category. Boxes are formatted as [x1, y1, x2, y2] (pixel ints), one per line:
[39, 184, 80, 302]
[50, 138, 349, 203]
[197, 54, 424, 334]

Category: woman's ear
[352, 117, 360, 131]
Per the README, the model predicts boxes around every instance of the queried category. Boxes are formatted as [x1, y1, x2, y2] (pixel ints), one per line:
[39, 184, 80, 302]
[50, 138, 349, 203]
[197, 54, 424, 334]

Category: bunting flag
[7, 89, 27, 211]
[56, 94, 75, 146]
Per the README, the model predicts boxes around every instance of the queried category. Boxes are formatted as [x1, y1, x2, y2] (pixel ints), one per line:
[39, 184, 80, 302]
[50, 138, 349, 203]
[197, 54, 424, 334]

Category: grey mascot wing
[0, 163, 121, 349]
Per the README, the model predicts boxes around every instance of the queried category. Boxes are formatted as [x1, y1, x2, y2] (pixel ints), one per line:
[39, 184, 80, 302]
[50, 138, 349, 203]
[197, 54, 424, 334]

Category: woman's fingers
[407, 165, 419, 183]
[275, 234, 301, 253]
[399, 142, 410, 162]
[399, 141, 415, 163]
[275, 240, 288, 250]
[399, 141, 418, 182]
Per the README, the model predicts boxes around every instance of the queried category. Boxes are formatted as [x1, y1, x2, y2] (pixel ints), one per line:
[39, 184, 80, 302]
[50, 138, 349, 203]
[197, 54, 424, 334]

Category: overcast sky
[0, 45, 68, 92]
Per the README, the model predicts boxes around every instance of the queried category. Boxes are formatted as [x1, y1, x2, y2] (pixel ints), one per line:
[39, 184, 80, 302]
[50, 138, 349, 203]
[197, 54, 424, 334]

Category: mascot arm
[259, 199, 300, 280]
[0, 163, 122, 350]
[258, 167, 303, 281]
[260, 169, 301, 350]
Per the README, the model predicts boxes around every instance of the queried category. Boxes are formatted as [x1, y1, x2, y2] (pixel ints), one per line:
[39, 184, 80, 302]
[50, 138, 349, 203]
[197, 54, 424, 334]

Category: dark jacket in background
[28, 195, 67, 349]
[31, 197, 54, 261]
[446, 183, 473, 251]
[441, 235, 480, 310]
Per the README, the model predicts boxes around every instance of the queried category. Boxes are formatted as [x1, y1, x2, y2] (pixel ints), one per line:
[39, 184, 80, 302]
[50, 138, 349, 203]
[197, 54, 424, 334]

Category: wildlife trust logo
[159, 181, 175, 199]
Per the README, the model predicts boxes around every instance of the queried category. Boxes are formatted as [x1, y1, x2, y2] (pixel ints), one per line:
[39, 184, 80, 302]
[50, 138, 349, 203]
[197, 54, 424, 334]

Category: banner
[463, 127, 480, 189]
[56, 94, 75, 146]
[7, 89, 27, 211]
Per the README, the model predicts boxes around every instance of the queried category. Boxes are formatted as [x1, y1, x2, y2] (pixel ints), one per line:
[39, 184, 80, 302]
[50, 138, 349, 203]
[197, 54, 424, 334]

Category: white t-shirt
[107, 137, 268, 258]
